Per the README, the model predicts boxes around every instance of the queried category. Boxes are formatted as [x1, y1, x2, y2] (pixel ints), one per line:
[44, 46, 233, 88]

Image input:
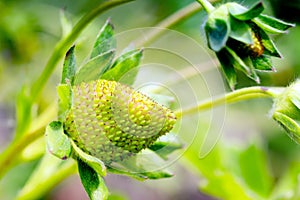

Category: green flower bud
[202, 1, 295, 89]
[272, 80, 300, 143]
[64, 79, 176, 164]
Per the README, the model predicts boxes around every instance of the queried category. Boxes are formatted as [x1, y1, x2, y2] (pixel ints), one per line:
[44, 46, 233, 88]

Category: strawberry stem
[175, 86, 284, 118]
[196, 0, 215, 14]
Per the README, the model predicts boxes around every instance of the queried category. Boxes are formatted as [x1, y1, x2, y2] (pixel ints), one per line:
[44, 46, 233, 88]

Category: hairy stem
[175, 86, 284, 118]
[196, 0, 215, 13]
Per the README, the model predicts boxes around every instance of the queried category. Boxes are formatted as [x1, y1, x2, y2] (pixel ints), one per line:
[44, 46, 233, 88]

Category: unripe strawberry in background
[272, 79, 300, 143]
[64, 79, 177, 164]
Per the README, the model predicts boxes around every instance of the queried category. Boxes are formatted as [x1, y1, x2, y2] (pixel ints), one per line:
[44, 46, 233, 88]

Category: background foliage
[0, 0, 300, 199]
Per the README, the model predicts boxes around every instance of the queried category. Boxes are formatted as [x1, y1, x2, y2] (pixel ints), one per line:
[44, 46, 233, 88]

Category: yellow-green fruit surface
[64, 80, 176, 164]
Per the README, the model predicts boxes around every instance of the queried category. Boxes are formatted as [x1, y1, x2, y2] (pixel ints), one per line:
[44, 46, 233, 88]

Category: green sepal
[228, 2, 264, 21]
[78, 159, 109, 200]
[251, 55, 274, 71]
[254, 14, 295, 34]
[139, 170, 173, 180]
[45, 121, 72, 160]
[216, 49, 237, 90]
[106, 166, 148, 181]
[107, 148, 173, 180]
[205, 18, 230, 52]
[57, 84, 72, 121]
[273, 112, 300, 144]
[107, 165, 173, 180]
[205, 5, 230, 52]
[258, 14, 295, 31]
[148, 133, 183, 160]
[101, 49, 143, 85]
[229, 17, 253, 45]
[247, 59, 260, 83]
[91, 18, 116, 59]
[225, 47, 250, 76]
[74, 50, 115, 85]
[252, 24, 282, 58]
[291, 95, 300, 110]
[70, 140, 106, 177]
[289, 83, 300, 109]
[62, 45, 76, 85]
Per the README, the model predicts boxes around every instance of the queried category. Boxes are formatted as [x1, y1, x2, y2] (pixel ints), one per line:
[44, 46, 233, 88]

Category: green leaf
[228, 2, 264, 21]
[270, 162, 300, 200]
[57, 84, 72, 121]
[74, 50, 115, 85]
[253, 14, 295, 34]
[70, 140, 106, 176]
[229, 17, 253, 44]
[273, 112, 300, 144]
[252, 55, 274, 71]
[148, 133, 183, 160]
[91, 18, 116, 59]
[238, 144, 273, 197]
[78, 159, 108, 200]
[216, 49, 237, 90]
[61, 45, 76, 85]
[45, 121, 72, 160]
[252, 25, 282, 58]
[184, 144, 258, 200]
[205, 18, 230, 52]
[101, 49, 143, 85]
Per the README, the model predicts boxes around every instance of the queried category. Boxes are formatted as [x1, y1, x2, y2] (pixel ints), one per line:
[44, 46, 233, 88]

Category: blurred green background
[0, 0, 300, 199]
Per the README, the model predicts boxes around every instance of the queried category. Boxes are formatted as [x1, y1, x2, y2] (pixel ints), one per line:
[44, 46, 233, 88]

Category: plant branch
[134, 0, 217, 47]
[30, 0, 134, 101]
[0, 128, 44, 179]
[16, 159, 76, 200]
[175, 86, 284, 118]
[0, 0, 133, 181]
[0, 103, 56, 179]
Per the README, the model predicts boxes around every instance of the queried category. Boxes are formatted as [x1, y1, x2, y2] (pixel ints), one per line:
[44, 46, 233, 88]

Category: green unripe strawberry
[64, 79, 176, 164]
